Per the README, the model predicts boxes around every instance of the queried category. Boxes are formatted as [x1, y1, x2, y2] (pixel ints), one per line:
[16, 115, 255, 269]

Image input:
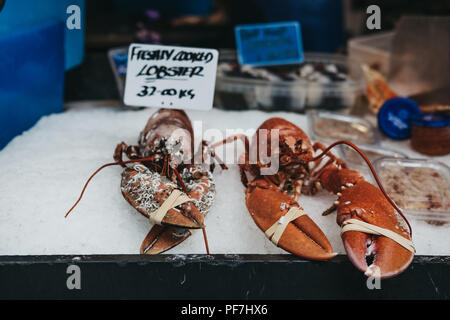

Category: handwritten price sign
[124, 44, 218, 110]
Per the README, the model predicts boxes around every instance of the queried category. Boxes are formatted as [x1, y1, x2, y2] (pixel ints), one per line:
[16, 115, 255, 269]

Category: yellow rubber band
[149, 189, 191, 225]
[341, 218, 415, 253]
[265, 207, 306, 246]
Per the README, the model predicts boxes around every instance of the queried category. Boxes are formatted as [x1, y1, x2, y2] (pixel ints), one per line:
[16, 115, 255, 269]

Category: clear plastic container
[374, 158, 450, 224]
[214, 52, 365, 112]
[338, 144, 407, 170]
[307, 110, 380, 145]
[348, 32, 394, 76]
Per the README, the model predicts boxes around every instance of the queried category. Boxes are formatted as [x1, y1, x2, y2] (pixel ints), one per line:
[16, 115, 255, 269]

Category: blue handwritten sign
[234, 21, 303, 66]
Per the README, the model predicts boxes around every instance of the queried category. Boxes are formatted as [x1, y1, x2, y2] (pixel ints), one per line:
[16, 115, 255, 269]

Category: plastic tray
[374, 158, 450, 223]
[307, 110, 380, 146]
[214, 52, 365, 112]
[338, 144, 407, 170]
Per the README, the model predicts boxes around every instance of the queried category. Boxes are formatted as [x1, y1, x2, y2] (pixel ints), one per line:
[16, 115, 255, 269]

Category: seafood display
[307, 111, 378, 145]
[62, 105, 450, 280]
[214, 53, 365, 111]
[3, 2, 450, 302]
[218, 61, 351, 83]
[63, 108, 422, 278]
[339, 144, 407, 168]
[376, 158, 450, 225]
[219, 117, 414, 278]
[67, 109, 222, 254]
[380, 167, 449, 212]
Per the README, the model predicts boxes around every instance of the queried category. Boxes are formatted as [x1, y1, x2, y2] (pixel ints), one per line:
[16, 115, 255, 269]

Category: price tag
[235, 21, 303, 66]
[124, 44, 219, 110]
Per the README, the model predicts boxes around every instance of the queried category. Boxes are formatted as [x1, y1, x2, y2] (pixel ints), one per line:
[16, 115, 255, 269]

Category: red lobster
[218, 117, 414, 278]
[66, 109, 223, 254]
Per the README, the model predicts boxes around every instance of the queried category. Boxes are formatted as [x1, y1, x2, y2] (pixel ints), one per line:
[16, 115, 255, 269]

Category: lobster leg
[211, 134, 250, 154]
[210, 134, 252, 184]
[114, 142, 140, 165]
[306, 142, 363, 195]
[246, 178, 336, 260]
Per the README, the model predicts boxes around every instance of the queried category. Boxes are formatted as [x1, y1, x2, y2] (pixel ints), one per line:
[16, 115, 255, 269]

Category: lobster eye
[280, 155, 291, 165]
[284, 136, 297, 150]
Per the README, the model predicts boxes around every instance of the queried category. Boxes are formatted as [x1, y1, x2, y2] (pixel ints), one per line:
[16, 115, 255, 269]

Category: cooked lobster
[66, 109, 222, 254]
[219, 117, 414, 278]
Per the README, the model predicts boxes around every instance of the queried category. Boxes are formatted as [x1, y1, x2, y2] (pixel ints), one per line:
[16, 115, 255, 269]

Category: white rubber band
[265, 207, 306, 246]
[149, 189, 191, 225]
[341, 218, 415, 253]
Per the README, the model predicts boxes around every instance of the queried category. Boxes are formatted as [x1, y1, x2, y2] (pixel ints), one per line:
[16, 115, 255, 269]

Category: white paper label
[124, 43, 218, 110]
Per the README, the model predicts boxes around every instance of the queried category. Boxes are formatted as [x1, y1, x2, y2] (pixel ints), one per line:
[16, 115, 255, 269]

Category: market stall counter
[0, 106, 449, 299]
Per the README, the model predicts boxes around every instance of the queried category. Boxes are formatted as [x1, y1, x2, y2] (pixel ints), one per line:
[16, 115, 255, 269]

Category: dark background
[64, 0, 450, 102]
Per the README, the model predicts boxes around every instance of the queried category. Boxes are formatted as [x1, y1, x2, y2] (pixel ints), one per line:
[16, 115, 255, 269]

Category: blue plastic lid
[377, 97, 422, 140]
[412, 113, 450, 128]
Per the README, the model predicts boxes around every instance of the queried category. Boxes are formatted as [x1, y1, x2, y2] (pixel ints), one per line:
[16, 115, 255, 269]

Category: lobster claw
[140, 225, 192, 254]
[138, 165, 216, 254]
[120, 164, 204, 229]
[337, 181, 414, 279]
[246, 179, 336, 260]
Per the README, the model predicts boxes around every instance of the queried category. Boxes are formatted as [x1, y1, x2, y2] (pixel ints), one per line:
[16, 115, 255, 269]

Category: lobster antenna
[65, 156, 156, 218]
[312, 140, 412, 236]
[201, 228, 210, 254]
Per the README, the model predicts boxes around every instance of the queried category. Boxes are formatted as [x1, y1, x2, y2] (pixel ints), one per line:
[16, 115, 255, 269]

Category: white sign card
[124, 43, 219, 110]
